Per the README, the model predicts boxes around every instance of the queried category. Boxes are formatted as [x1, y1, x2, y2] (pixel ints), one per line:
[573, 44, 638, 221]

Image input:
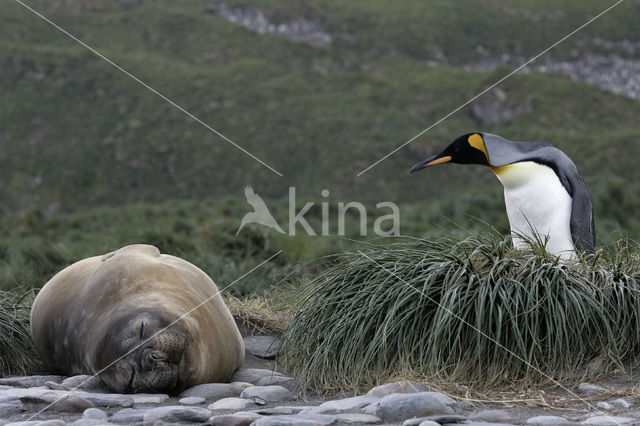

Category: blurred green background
[1, 0, 639, 293]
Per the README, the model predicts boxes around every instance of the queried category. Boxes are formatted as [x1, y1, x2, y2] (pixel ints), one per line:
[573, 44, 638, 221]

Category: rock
[366, 381, 431, 397]
[231, 368, 285, 384]
[469, 87, 532, 125]
[0, 402, 25, 417]
[109, 408, 148, 423]
[143, 405, 213, 423]
[577, 383, 606, 394]
[256, 406, 315, 415]
[61, 375, 109, 392]
[403, 415, 466, 425]
[527, 416, 571, 424]
[208, 397, 256, 411]
[417, 422, 440, 426]
[609, 398, 632, 408]
[364, 392, 460, 422]
[334, 413, 382, 424]
[252, 414, 337, 426]
[0, 394, 22, 404]
[305, 395, 379, 414]
[130, 393, 169, 404]
[74, 391, 134, 408]
[44, 381, 66, 391]
[208, 412, 262, 426]
[180, 396, 206, 405]
[596, 402, 613, 410]
[243, 336, 281, 359]
[230, 382, 254, 390]
[464, 423, 516, 426]
[0, 376, 66, 388]
[83, 407, 108, 421]
[255, 375, 296, 387]
[582, 416, 637, 425]
[240, 385, 293, 403]
[46, 395, 94, 412]
[5, 421, 66, 426]
[179, 383, 241, 400]
[68, 420, 112, 426]
[470, 410, 511, 422]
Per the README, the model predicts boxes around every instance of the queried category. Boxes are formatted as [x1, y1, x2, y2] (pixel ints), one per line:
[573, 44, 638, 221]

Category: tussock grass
[280, 234, 640, 395]
[0, 289, 37, 376]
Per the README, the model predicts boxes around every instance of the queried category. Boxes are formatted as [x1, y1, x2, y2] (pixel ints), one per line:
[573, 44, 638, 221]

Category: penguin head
[409, 133, 490, 173]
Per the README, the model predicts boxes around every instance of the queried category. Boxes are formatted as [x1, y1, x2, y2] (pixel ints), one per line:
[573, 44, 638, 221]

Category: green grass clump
[280, 234, 640, 394]
[0, 290, 37, 376]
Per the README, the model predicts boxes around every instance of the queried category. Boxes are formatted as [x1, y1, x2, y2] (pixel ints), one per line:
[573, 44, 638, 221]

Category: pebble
[609, 398, 632, 409]
[61, 376, 110, 392]
[304, 395, 379, 414]
[208, 411, 262, 426]
[252, 413, 337, 426]
[470, 409, 512, 422]
[231, 368, 285, 384]
[208, 397, 256, 411]
[240, 385, 293, 403]
[256, 406, 315, 415]
[0, 395, 22, 404]
[596, 401, 613, 410]
[367, 381, 431, 397]
[179, 383, 241, 400]
[577, 382, 607, 394]
[0, 402, 25, 417]
[44, 381, 66, 391]
[67, 420, 111, 426]
[255, 375, 296, 387]
[180, 396, 206, 405]
[130, 393, 169, 404]
[364, 392, 460, 422]
[243, 336, 281, 359]
[0, 376, 66, 388]
[108, 408, 148, 422]
[143, 405, 213, 423]
[73, 391, 134, 408]
[45, 395, 94, 412]
[527, 415, 571, 424]
[582, 416, 637, 425]
[334, 413, 382, 424]
[83, 408, 107, 421]
[403, 414, 467, 425]
[230, 381, 254, 390]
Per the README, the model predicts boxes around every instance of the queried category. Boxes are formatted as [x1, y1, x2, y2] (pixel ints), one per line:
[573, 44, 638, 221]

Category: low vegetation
[0, 290, 38, 376]
[280, 234, 640, 394]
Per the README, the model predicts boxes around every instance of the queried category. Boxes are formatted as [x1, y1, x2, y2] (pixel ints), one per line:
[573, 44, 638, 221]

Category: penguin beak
[409, 154, 452, 173]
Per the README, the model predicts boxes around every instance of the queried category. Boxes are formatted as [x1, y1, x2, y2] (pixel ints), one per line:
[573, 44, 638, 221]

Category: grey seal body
[410, 133, 595, 257]
[31, 244, 245, 394]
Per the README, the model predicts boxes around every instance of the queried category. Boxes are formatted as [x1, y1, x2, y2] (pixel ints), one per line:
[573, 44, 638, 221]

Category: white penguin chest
[492, 161, 575, 259]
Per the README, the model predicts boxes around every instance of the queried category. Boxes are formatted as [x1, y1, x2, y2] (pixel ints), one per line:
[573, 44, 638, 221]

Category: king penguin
[409, 133, 595, 259]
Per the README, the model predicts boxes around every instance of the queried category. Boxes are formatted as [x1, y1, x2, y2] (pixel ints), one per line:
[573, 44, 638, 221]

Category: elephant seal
[31, 244, 245, 394]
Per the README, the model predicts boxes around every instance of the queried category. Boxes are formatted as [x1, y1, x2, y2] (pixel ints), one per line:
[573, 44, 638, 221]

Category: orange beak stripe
[425, 155, 452, 167]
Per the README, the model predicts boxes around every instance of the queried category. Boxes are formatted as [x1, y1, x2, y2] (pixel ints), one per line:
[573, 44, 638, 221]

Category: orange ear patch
[468, 134, 489, 161]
